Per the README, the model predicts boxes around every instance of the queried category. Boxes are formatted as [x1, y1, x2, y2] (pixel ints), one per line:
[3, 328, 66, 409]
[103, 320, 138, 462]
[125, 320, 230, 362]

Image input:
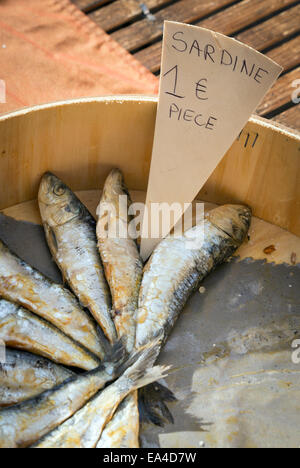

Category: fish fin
[47, 223, 59, 253]
[138, 398, 171, 427]
[103, 340, 127, 367]
[116, 332, 161, 375]
[119, 334, 171, 390]
[147, 382, 177, 402]
[131, 364, 171, 392]
[138, 382, 177, 427]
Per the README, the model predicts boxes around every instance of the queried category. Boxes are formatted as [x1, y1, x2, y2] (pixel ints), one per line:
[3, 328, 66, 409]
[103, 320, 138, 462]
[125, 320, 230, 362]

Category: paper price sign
[141, 21, 282, 260]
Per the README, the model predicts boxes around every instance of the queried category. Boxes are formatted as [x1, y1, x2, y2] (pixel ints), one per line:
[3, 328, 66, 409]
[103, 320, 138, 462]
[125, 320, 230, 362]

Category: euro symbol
[195, 78, 208, 100]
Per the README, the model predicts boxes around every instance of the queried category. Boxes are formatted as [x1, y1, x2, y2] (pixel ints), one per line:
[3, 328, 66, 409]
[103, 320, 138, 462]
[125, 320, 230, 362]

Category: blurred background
[73, 0, 299, 128]
[0, 0, 299, 130]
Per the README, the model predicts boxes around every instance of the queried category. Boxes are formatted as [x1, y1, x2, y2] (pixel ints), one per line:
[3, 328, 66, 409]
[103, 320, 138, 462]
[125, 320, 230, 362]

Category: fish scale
[0, 239, 104, 358]
[96, 169, 143, 353]
[96, 168, 143, 448]
[0, 349, 74, 408]
[33, 339, 169, 449]
[0, 342, 126, 448]
[135, 205, 252, 349]
[38, 172, 116, 346]
[0, 299, 99, 370]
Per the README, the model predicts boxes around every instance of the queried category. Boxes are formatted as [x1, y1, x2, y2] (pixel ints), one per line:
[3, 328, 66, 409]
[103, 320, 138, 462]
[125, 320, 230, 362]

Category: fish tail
[130, 364, 171, 392]
[117, 332, 161, 374]
[120, 334, 171, 390]
[138, 382, 177, 427]
[121, 334, 176, 427]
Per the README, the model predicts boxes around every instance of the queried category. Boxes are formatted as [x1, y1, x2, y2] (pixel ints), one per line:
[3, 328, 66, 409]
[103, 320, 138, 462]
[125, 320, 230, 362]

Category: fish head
[96, 168, 131, 223]
[206, 204, 252, 245]
[38, 172, 84, 227]
[102, 169, 128, 201]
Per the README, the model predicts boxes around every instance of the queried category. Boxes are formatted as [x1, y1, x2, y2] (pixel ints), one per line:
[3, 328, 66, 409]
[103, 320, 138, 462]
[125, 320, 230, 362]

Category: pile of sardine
[0, 169, 251, 448]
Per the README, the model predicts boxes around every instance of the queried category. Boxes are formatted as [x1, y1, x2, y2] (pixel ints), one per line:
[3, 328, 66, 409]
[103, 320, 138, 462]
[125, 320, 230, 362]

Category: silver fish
[0, 299, 100, 370]
[97, 169, 178, 441]
[0, 349, 74, 408]
[0, 343, 125, 448]
[33, 337, 169, 448]
[97, 169, 143, 352]
[96, 168, 143, 447]
[96, 168, 142, 353]
[135, 204, 252, 348]
[0, 239, 104, 358]
[97, 394, 139, 448]
[38, 172, 116, 345]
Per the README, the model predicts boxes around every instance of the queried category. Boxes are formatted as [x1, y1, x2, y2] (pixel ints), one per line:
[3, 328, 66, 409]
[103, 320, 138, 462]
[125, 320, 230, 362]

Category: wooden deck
[72, 0, 300, 130]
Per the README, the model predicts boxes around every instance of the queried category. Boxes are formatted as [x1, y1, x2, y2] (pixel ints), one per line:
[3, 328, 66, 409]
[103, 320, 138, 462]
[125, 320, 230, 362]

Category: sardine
[0, 299, 100, 370]
[0, 343, 125, 448]
[96, 169, 143, 447]
[97, 394, 139, 448]
[97, 169, 177, 440]
[96, 168, 143, 353]
[0, 349, 74, 408]
[38, 173, 116, 345]
[33, 337, 170, 448]
[135, 204, 251, 348]
[0, 239, 104, 358]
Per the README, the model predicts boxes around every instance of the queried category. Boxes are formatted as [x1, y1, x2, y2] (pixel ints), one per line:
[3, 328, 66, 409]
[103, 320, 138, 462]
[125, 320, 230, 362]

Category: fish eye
[53, 184, 66, 196]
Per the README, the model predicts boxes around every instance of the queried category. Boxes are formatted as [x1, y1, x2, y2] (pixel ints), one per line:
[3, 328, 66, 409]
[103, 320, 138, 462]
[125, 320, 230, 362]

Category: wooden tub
[0, 96, 299, 448]
[0, 96, 299, 236]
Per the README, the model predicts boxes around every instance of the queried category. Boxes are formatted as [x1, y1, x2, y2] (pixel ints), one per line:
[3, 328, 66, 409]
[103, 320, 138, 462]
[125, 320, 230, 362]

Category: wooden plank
[267, 36, 300, 72]
[273, 105, 300, 130]
[196, 0, 297, 35]
[72, 0, 111, 13]
[134, 0, 299, 72]
[111, 0, 237, 51]
[256, 67, 300, 116]
[136, 34, 300, 75]
[133, 43, 161, 73]
[236, 4, 300, 50]
[89, 0, 172, 32]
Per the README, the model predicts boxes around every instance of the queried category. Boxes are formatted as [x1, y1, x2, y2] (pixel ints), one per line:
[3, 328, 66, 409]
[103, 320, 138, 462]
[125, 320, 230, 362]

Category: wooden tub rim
[0, 95, 299, 141]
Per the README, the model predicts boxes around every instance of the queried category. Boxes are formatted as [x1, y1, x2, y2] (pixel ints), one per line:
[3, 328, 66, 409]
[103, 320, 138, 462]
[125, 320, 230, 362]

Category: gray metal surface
[0, 213, 62, 283]
[0, 214, 299, 448]
[142, 258, 300, 448]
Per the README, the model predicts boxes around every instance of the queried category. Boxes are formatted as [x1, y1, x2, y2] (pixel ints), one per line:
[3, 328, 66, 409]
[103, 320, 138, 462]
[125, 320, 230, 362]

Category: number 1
[163, 65, 185, 99]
